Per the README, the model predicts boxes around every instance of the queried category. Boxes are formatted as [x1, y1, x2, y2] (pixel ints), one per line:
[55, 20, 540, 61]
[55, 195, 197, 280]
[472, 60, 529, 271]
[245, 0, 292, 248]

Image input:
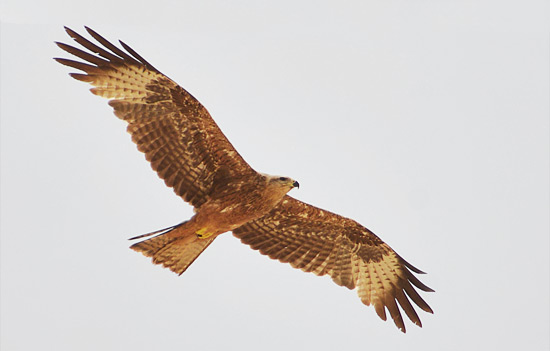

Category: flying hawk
[55, 27, 433, 333]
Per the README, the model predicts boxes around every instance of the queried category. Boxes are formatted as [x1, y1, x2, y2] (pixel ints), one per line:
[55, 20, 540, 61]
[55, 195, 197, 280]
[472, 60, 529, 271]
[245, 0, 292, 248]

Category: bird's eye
[279, 177, 288, 181]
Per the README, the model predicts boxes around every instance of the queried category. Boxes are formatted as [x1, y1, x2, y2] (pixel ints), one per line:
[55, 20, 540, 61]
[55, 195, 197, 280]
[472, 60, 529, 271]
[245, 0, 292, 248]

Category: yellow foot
[196, 228, 214, 239]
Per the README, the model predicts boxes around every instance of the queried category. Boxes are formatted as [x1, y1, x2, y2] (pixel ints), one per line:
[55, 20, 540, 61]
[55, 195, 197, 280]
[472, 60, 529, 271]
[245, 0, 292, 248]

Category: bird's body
[56, 27, 433, 333]
[186, 173, 299, 239]
[131, 174, 299, 274]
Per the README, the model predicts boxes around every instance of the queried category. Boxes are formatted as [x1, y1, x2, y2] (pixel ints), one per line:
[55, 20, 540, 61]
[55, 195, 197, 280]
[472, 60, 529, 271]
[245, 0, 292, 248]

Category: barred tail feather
[130, 223, 215, 275]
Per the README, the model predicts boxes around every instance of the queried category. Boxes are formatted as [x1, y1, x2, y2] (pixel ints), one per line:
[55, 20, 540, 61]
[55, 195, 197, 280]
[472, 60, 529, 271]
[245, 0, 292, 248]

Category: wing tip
[84, 26, 101, 39]
[54, 41, 67, 51]
[69, 73, 92, 82]
[398, 254, 428, 274]
[63, 26, 79, 39]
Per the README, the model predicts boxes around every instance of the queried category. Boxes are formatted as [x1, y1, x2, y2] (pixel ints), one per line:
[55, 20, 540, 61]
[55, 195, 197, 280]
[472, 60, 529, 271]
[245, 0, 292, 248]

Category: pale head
[262, 173, 300, 192]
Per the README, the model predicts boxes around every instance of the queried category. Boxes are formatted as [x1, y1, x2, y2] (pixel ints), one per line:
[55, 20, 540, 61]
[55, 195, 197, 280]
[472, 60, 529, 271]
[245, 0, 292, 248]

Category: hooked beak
[292, 180, 300, 189]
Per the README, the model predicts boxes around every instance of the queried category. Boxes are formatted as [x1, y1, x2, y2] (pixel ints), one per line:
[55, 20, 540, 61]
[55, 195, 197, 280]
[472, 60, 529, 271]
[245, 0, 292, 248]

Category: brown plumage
[55, 26, 433, 333]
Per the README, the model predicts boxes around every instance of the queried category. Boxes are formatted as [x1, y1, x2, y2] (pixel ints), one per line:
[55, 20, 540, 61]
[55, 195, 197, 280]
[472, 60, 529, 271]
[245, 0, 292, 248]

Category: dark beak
[293, 180, 300, 188]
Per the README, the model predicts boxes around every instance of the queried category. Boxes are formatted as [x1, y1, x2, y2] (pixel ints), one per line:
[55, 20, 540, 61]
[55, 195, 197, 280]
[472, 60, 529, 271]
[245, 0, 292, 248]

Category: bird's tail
[130, 221, 216, 275]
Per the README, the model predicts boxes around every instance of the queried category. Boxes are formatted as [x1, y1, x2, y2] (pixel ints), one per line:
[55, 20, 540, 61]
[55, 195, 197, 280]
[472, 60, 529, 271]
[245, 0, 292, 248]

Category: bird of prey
[55, 26, 433, 333]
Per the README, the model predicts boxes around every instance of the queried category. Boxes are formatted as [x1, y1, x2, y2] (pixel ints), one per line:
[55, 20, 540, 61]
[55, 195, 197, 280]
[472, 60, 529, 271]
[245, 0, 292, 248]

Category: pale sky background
[1, 1, 549, 350]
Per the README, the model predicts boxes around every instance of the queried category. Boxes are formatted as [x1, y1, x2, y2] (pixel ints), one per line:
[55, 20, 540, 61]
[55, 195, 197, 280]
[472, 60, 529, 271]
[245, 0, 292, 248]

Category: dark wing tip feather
[405, 267, 435, 293]
[64, 25, 74, 34]
[68, 73, 94, 82]
[385, 296, 406, 333]
[374, 302, 387, 322]
[83, 26, 141, 66]
[64, 26, 123, 63]
[119, 40, 159, 72]
[397, 254, 427, 274]
[403, 281, 434, 314]
[55, 41, 109, 66]
[395, 288, 422, 327]
[64, 26, 80, 40]
[79, 26, 158, 72]
[54, 58, 101, 74]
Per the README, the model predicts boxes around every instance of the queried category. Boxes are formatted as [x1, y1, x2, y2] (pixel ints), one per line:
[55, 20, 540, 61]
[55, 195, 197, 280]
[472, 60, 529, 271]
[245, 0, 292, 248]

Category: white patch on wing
[220, 205, 235, 213]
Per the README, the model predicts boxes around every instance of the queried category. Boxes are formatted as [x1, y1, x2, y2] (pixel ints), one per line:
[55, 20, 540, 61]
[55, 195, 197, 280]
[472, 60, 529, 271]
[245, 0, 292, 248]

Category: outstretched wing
[233, 196, 433, 333]
[55, 27, 255, 208]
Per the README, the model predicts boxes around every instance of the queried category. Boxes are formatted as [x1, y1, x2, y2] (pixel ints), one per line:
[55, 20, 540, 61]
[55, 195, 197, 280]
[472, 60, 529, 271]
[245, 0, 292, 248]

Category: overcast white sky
[1, 1, 549, 350]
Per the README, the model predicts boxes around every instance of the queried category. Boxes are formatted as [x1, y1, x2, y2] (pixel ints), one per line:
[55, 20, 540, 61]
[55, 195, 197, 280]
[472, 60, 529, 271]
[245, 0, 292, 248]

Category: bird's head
[265, 174, 300, 191]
